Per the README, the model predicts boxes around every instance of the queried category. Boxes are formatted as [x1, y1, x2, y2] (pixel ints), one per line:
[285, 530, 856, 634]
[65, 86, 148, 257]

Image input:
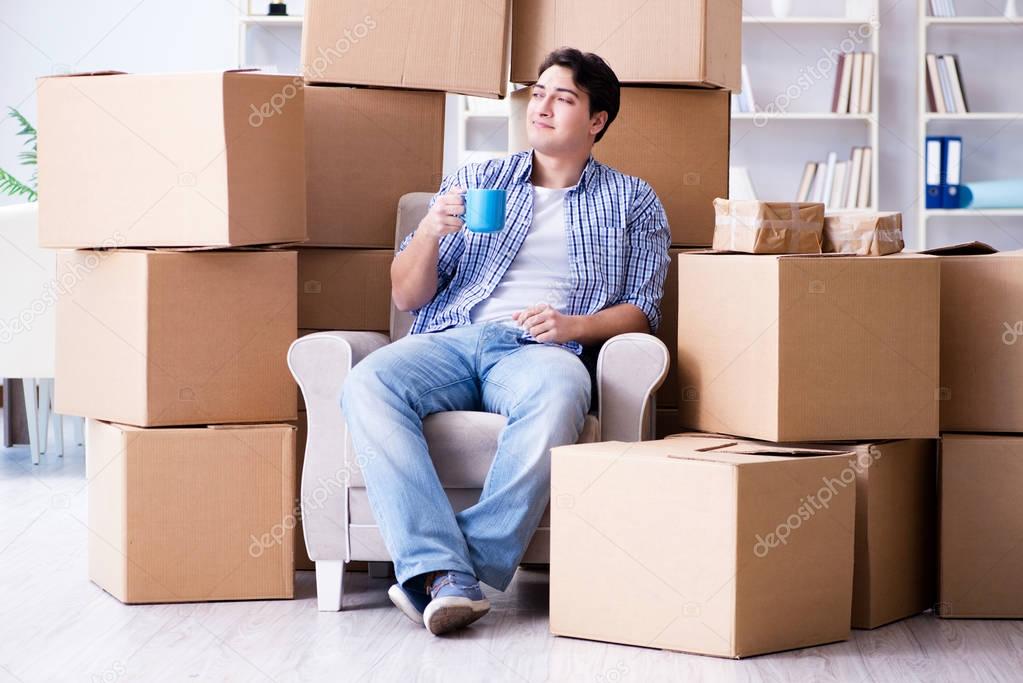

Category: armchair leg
[315, 560, 346, 612]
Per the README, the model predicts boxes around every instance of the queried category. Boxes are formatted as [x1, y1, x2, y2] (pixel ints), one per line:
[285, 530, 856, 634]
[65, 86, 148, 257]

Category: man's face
[525, 65, 607, 155]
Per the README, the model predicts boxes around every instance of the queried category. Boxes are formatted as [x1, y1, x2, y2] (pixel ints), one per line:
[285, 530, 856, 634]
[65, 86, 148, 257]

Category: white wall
[2, 0, 1020, 248]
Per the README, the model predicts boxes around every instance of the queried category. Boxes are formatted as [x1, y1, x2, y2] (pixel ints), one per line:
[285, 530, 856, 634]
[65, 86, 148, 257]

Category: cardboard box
[55, 250, 297, 427]
[823, 212, 904, 256]
[923, 243, 1023, 432]
[37, 71, 306, 248]
[939, 434, 1023, 617]
[301, 0, 510, 98]
[87, 419, 296, 603]
[713, 199, 824, 255]
[550, 435, 855, 658]
[802, 440, 937, 628]
[655, 248, 684, 408]
[510, 87, 730, 246]
[305, 85, 444, 247]
[676, 252, 940, 442]
[511, 0, 740, 89]
[298, 249, 393, 331]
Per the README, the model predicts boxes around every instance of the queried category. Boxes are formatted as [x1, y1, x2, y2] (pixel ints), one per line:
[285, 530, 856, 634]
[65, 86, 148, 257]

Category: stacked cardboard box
[37, 71, 302, 603]
[921, 243, 1023, 617]
[297, 0, 514, 570]
[509, 0, 737, 444]
[670, 247, 942, 633]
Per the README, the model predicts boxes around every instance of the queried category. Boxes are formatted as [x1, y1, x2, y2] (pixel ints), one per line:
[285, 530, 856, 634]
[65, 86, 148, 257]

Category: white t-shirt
[469, 185, 573, 325]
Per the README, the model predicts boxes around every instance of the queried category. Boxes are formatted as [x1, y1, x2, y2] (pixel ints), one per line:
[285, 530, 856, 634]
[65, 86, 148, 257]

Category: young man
[341, 48, 670, 635]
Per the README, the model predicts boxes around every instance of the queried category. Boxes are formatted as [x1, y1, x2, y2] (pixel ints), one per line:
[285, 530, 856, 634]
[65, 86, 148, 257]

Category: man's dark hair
[537, 47, 620, 143]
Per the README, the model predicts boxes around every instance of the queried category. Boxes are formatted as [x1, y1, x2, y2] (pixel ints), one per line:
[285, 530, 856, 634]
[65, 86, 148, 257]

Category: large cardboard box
[87, 420, 296, 603]
[802, 440, 937, 628]
[939, 434, 1023, 618]
[655, 248, 684, 408]
[511, 0, 741, 90]
[55, 250, 297, 427]
[37, 71, 306, 248]
[550, 435, 855, 658]
[301, 0, 510, 98]
[676, 252, 941, 442]
[305, 85, 444, 247]
[298, 249, 393, 331]
[924, 244, 1023, 432]
[509, 87, 729, 246]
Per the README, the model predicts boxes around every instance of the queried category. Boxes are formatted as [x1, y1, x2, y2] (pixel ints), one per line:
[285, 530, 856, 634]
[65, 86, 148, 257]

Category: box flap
[38, 70, 127, 80]
[920, 241, 998, 256]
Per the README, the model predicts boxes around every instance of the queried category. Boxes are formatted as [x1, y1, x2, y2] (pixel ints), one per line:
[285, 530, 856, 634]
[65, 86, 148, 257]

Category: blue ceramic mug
[464, 189, 507, 233]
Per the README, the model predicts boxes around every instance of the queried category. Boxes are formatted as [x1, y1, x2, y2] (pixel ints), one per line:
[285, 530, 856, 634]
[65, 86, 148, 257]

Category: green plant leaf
[0, 167, 37, 201]
[8, 107, 36, 140]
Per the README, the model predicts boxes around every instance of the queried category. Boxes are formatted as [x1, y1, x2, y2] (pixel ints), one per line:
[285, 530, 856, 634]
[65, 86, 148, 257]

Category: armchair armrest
[287, 331, 390, 562]
[596, 332, 669, 442]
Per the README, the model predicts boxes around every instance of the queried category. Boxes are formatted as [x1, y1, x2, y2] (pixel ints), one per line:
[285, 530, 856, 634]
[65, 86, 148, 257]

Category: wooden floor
[2, 428, 1021, 683]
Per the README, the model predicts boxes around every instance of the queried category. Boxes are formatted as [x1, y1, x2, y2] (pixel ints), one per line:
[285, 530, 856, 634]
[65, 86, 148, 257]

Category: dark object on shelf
[268, 1, 288, 16]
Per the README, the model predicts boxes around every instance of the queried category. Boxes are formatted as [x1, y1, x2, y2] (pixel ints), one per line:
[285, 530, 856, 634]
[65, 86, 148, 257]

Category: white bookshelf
[236, 1, 303, 68]
[735, 1, 880, 210]
[915, 0, 1023, 248]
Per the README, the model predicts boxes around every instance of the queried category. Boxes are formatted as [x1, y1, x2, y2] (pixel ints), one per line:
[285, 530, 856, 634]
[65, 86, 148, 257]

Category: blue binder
[942, 136, 963, 209]
[925, 136, 946, 209]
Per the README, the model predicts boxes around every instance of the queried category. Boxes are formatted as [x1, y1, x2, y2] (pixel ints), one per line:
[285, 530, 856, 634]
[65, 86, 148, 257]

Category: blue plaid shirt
[396, 150, 671, 355]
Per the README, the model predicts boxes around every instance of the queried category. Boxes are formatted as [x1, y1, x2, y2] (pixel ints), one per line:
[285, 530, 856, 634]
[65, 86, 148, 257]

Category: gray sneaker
[423, 571, 490, 636]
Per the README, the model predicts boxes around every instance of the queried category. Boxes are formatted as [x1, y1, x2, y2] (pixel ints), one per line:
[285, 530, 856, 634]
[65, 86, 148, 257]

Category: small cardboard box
[37, 71, 306, 248]
[712, 199, 824, 254]
[301, 0, 510, 98]
[55, 249, 297, 427]
[550, 435, 855, 658]
[677, 252, 940, 442]
[823, 212, 904, 256]
[509, 87, 730, 246]
[298, 249, 393, 331]
[939, 433, 1023, 618]
[305, 84, 444, 247]
[923, 243, 1023, 432]
[800, 440, 937, 628]
[511, 0, 740, 89]
[87, 420, 296, 604]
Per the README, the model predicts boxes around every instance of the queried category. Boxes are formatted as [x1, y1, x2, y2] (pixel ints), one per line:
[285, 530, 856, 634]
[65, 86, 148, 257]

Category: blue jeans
[340, 321, 592, 591]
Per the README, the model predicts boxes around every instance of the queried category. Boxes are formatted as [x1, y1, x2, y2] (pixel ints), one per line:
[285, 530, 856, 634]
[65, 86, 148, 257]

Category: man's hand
[512, 304, 581, 344]
[418, 185, 466, 241]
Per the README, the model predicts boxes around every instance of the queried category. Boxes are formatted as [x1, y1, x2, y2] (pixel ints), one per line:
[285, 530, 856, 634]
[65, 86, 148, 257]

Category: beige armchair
[288, 192, 669, 611]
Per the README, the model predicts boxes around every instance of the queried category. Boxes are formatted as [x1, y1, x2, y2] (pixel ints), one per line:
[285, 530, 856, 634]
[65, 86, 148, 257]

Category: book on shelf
[926, 53, 969, 113]
[832, 52, 874, 114]
[924, 135, 963, 209]
[797, 148, 873, 209]
[929, 0, 957, 17]
[797, 162, 817, 202]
